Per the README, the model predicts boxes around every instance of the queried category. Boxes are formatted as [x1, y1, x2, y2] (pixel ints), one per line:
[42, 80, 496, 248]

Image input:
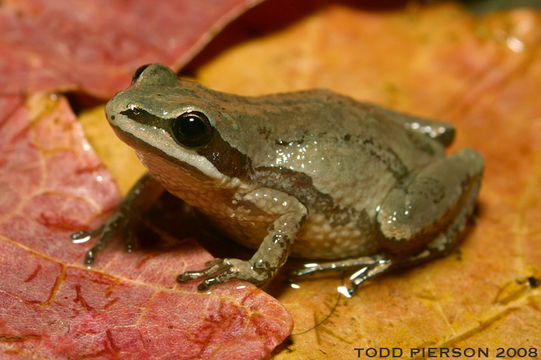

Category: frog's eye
[131, 64, 151, 84]
[171, 111, 214, 147]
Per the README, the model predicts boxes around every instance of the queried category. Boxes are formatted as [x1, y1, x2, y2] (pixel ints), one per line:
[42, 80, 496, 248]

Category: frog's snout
[104, 97, 119, 125]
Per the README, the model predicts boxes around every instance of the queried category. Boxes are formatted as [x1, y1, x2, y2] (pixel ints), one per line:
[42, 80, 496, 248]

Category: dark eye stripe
[120, 107, 165, 128]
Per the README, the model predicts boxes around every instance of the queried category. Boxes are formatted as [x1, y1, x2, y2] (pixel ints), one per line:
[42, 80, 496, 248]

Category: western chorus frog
[72, 64, 483, 296]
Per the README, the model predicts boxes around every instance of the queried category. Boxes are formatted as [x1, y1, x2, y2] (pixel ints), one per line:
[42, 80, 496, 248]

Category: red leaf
[0, 0, 263, 99]
[0, 95, 292, 359]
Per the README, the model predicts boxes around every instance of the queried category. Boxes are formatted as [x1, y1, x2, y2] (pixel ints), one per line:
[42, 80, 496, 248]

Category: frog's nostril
[131, 64, 151, 84]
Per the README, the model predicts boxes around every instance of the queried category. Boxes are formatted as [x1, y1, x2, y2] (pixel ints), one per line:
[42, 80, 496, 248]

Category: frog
[72, 63, 484, 296]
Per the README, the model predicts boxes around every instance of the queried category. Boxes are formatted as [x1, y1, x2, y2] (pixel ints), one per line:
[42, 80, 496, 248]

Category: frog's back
[211, 89, 448, 258]
[216, 89, 446, 210]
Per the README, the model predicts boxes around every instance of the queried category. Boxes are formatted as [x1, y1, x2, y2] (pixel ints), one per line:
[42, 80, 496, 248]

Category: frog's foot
[177, 258, 270, 291]
[289, 254, 393, 296]
[71, 207, 136, 265]
[71, 173, 163, 266]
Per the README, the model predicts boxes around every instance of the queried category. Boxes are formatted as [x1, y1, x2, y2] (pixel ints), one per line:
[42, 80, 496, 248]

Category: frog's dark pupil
[181, 116, 205, 137]
[172, 111, 213, 147]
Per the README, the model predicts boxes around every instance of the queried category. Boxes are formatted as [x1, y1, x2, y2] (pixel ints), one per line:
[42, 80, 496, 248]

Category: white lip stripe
[114, 115, 226, 181]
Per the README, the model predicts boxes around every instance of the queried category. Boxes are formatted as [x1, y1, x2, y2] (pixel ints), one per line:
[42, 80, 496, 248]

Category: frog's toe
[204, 258, 224, 267]
[289, 255, 394, 296]
[83, 228, 119, 265]
[72, 210, 132, 265]
[70, 224, 105, 242]
[343, 282, 360, 297]
[197, 265, 267, 290]
[122, 227, 137, 252]
[343, 258, 393, 295]
[179, 258, 271, 290]
[290, 255, 392, 279]
[176, 258, 230, 284]
[84, 249, 97, 265]
[71, 230, 92, 242]
[197, 270, 234, 290]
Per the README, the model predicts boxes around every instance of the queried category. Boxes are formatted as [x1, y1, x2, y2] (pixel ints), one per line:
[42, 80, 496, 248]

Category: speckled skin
[96, 64, 484, 293]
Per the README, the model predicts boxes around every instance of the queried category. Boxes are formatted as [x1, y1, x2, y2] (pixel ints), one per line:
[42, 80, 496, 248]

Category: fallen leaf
[78, 106, 146, 195]
[188, 1, 540, 358]
[4, 0, 540, 358]
[0, 94, 292, 359]
[0, 0, 263, 99]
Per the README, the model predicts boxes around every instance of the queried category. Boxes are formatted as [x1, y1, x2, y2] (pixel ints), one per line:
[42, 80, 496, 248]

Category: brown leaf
[0, 0, 263, 99]
[0, 94, 292, 359]
[190, 1, 541, 357]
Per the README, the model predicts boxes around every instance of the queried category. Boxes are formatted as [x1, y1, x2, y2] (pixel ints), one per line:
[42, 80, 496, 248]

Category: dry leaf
[0, 0, 263, 98]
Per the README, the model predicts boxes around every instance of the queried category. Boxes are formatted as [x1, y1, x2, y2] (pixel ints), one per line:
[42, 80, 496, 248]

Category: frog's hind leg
[290, 148, 483, 296]
[376, 148, 483, 257]
[394, 152, 483, 269]
[289, 254, 393, 296]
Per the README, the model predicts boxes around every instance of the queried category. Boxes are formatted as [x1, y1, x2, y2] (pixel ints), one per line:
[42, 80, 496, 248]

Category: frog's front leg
[71, 172, 163, 264]
[177, 188, 307, 290]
